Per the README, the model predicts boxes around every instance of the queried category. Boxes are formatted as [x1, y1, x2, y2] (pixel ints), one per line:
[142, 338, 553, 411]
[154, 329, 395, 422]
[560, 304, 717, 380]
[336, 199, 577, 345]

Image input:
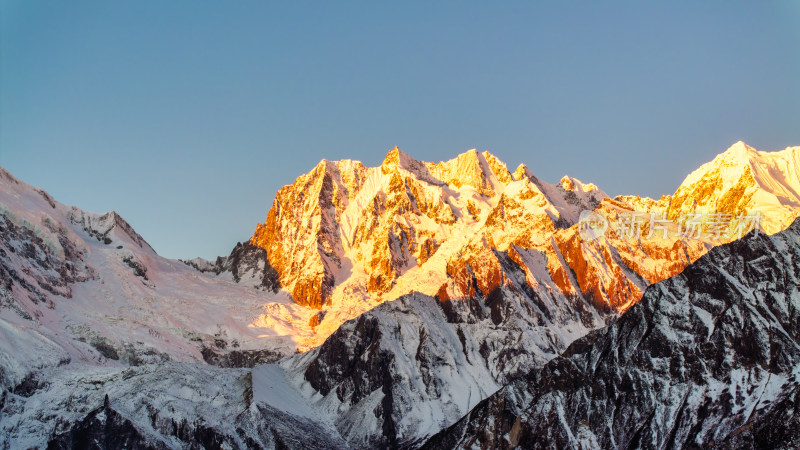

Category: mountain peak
[449, 148, 485, 169]
[668, 142, 800, 234]
[718, 140, 758, 162]
[425, 149, 498, 195]
[481, 151, 513, 183]
[559, 175, 597, 192]
[310, 158, 332, 176]
[381, 145, 402, 163]
[381, 146, 421, 175]
[512, 163, 533, 181]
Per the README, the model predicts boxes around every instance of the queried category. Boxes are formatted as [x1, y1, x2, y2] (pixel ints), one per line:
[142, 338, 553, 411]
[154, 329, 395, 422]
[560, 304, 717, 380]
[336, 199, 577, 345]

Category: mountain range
[1, 141, 799, 448]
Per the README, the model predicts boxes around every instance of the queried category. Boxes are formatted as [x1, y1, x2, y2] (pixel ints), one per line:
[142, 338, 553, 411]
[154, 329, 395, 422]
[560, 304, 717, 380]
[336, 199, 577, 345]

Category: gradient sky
[2, 1, 799, 259]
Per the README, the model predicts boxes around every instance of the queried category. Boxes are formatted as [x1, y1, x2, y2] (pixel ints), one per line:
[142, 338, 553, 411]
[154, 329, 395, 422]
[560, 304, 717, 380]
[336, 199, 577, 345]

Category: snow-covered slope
[424, 219, 800, 449]
[0, 166, 320, 389]
[3, 361, 349, 449]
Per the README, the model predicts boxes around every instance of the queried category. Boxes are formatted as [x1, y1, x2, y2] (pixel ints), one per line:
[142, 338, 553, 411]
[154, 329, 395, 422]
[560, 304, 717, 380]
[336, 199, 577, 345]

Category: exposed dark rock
[35, 189, 57, 209]
[47, 395, 160, 450]
[122, 255, 148, 280]
[424, 221, 800, 449]
[304, 315, 386, 403]
[201, 346, 284, 368]
[91, 337, 120, 360]
[11, 373, 41, 397]
[183, 242, 280, 292]
[0, 213, 93, 304]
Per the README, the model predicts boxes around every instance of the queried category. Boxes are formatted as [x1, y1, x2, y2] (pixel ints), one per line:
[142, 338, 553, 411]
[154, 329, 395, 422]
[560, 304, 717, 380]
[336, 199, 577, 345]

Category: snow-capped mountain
[2, 141, 799, 448]
[629, 141, 800, 235]
[0, 166, 318, 381]
[424, 219, 800, 449]
[250, 147, 719, 351]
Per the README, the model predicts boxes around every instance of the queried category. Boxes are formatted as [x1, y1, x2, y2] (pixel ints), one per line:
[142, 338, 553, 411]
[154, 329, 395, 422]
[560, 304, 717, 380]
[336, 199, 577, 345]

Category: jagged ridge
[424, 219, 800, 449]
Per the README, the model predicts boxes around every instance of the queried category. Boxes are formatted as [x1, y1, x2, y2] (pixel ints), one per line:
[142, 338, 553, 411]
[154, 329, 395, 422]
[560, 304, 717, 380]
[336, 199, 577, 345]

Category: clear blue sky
[2, 1, 799, 259]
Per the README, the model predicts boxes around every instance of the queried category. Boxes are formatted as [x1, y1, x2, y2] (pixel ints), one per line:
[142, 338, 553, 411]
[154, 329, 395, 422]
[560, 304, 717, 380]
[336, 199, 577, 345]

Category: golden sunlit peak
[381, 146, 416, 173]
[512, 163, 533, 180]
[721, 141, 756, 157]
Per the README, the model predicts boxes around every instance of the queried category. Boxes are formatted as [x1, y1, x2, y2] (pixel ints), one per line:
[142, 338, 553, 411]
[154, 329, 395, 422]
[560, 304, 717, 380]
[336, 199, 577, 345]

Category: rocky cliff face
[251, 159, 367, 309]
[283, 281, 599, 447]
[183, 241, 281, 292]
[249, 147, 723, 350]
[424, 219, 800, 449]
